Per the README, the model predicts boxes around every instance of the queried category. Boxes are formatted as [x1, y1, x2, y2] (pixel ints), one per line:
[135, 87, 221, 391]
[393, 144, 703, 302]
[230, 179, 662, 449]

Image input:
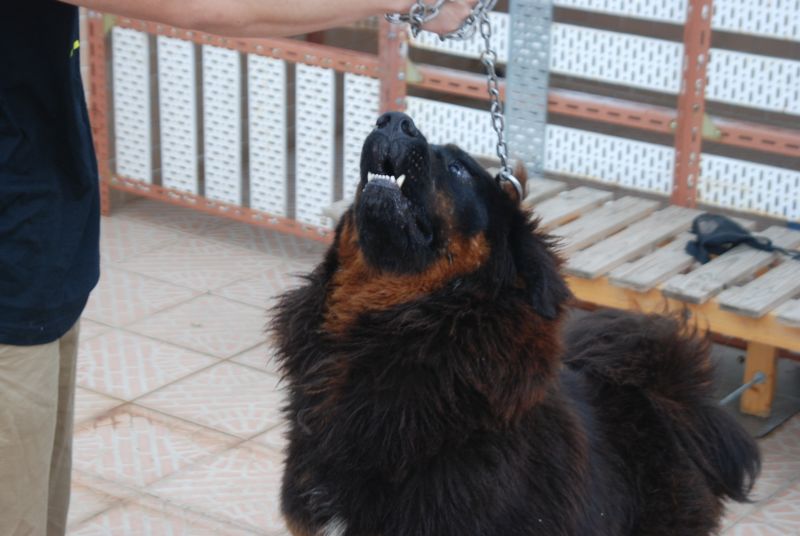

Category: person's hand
[421, 0, 478, 36]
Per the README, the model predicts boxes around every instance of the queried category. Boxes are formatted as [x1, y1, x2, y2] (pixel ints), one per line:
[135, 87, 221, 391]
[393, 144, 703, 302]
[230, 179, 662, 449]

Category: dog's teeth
[367, 172, 404, 186]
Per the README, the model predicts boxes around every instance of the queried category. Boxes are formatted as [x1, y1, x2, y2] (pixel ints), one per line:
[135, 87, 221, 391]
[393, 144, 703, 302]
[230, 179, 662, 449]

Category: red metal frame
[412, 65, 800, 159]
[115, 17, 382, 77]
[89, 12, 800, 233]
[671, 0, 714, 207]
[108, 175, 334, 242]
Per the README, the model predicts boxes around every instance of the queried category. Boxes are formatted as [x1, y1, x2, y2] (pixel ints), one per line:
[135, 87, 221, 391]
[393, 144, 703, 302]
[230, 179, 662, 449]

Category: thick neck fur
[272, 212, 565, 478]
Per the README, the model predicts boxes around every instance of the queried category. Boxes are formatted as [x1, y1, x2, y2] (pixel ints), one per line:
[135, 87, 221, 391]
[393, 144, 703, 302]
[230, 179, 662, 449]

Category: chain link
[385, 1, 449, 37]
[386, 0, 522, 198]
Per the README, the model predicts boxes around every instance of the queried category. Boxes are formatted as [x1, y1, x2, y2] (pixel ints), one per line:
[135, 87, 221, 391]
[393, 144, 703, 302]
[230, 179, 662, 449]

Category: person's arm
[60, 0, 477, 37]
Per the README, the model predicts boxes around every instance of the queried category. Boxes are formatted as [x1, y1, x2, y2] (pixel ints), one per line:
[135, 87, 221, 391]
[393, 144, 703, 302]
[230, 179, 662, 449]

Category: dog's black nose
[375, 112, 419, 139]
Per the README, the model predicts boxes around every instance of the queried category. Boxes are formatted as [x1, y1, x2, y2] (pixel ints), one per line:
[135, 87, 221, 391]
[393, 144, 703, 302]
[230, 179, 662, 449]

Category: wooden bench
[524, 182, 800, 418]
[326, 181, 800, 418]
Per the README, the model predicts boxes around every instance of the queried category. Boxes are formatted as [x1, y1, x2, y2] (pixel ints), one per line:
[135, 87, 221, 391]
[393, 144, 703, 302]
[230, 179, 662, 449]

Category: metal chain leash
[386, 0, 523, 199]
[478, 11, 522, 198]
[385, 0, 449, 36]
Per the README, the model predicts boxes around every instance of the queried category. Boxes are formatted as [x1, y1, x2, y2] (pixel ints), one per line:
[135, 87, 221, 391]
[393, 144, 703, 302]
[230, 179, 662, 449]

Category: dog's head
[328, 112, 570, 330]
[276, 113, 573, 432]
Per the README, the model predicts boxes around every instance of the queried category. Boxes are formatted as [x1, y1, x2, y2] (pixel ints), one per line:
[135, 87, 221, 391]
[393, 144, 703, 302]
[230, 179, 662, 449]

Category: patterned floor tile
[213, 261, 309, 310]
[251, 422, 288, 455]
[138, 361, 285, 438]
[114, 199, 232, 236]
[83, 267, 200, 327]
[68, 494, 259, 536]
[67, 481, 125, 529]
[148, 443, 287, 535]
[100, 216, 186, 264]
[78, 330, 218, 400]
[78, 319, 113, 342]
[760, 418, 800, 481]
[203, 220, 328, 263]
[127, 295, 269, 358]
[722, 520, 792, 535]
[115, 238, 273, 292]
[721, 500, 757, 532]
[230, 343, 281, 377]
[72, 405, 237, 488]
[747, 465, 794, 504]
[74, 387, 123, 425]
[748, 480, 800, 533]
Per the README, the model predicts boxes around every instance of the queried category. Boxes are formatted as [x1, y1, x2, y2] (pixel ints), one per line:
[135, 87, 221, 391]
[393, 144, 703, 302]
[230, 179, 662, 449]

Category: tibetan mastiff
[272, 112, 759, 535]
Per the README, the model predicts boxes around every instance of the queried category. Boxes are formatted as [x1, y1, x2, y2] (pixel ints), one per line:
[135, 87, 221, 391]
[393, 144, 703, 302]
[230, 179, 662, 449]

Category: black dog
[272, 112, 760, 536]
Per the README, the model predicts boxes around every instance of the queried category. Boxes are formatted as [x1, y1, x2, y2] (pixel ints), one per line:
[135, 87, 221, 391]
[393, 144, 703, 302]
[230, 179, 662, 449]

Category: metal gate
[85, 0, 800, 242]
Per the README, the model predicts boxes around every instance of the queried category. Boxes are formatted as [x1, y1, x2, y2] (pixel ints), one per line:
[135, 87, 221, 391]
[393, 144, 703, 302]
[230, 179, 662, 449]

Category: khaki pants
[0, 322, 79, 536]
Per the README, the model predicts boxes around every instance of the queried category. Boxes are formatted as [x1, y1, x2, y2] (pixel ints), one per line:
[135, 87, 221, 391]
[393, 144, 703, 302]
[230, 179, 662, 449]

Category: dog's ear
[508, 212, 572, 320]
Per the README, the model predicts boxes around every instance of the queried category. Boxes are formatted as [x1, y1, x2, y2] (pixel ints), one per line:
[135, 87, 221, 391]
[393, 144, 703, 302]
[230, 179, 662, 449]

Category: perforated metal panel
[551, 24, 682, 93]
[343, 74, 380, 200]
[554, 0, 800, 40]
[553, 0, 685, 23]
[410, 11, 799, 115]
[408, 98, 674, 195]
[699, 155, 800, 220]
[248, 55, 288, 216]
[295, 64, 336, 228]
[406, 97, 497, 159]
[506, 0, 553, 176]
[411, 11, 510, 63]
[546, 126, 675, 194]
[112, 27, 152, 183]
[712, 0, 800, 41]
[707, 50, 800, 115]
[202, 45, 242, 205]
[157, 36, 198, 194]
[411, 18, 683, 97]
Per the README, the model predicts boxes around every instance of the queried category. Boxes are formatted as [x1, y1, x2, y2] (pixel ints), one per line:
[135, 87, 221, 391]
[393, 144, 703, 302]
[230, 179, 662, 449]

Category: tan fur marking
[325, 213, 490, 335]
[284, 516, 316, 536]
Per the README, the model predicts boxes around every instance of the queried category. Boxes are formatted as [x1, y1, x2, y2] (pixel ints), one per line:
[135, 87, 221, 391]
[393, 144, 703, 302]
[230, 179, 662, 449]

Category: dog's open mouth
[355, 113, 437, 272]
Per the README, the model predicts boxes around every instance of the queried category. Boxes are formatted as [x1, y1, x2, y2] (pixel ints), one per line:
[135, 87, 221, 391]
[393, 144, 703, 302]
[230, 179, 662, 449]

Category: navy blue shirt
[0, 2, 100, 345]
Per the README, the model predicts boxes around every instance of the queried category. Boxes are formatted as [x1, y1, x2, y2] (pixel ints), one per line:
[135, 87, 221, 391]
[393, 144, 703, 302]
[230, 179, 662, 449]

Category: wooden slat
[565, 205, 700, 279]
[534, 187, 613, 231]
[608, 232, 697, 291]
[662, 226, 800, 304]
[774, 299, 800, 327]
[522, 178, 567, 206]
[718, 259, 800, 318]
[552, 196, 659, 256]
[608, 218, 758, 292]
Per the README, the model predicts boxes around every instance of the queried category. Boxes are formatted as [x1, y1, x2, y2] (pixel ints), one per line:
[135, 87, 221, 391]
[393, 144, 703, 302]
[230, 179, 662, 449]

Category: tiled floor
[67, 198, 800, 535]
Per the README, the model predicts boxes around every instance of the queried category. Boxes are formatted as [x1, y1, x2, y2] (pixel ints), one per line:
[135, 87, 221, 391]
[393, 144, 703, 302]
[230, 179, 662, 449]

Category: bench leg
[739, 342, 778, 418]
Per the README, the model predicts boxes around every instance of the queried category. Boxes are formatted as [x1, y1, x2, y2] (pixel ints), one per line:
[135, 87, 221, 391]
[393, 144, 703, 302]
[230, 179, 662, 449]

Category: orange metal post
[378, 19, 408, 113]
[87, 12, 112, 216]
[671, 0, 714, 208]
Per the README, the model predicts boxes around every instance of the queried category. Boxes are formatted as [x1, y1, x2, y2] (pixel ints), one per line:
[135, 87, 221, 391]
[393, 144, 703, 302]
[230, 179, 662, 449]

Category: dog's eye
[448, 161, 471, 179]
